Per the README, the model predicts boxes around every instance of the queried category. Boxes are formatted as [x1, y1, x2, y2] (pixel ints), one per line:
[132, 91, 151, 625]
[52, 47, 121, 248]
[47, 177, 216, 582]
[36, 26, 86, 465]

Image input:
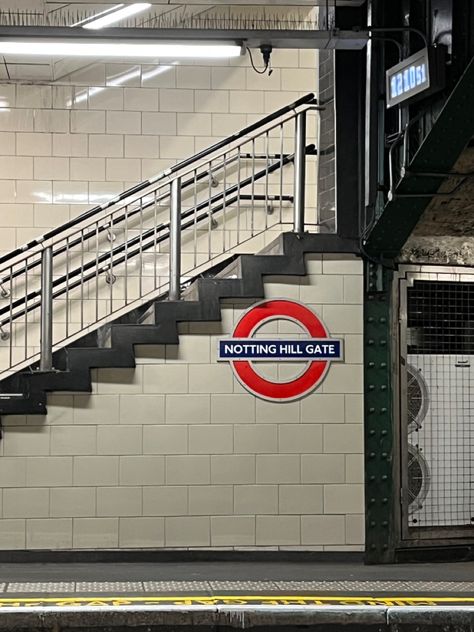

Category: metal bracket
[210, 174, 219, 188]
[105, 269, 117, 285]
[388, 175, 466, 201]
[105, 223, 116, 242]
[366, 262, 385, 293]
[0, 327, 9, 341]
[402, 170, 474, 178]
[0, 284, 10, 298]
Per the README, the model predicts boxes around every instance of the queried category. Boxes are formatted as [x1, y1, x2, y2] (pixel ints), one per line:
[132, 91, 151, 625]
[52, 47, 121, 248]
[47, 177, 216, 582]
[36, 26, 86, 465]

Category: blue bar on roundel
[218, 339, 342, 361]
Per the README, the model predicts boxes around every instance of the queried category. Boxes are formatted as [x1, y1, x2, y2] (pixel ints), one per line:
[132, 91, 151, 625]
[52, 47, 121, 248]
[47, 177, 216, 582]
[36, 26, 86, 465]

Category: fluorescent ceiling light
[0, 41, 242, 58]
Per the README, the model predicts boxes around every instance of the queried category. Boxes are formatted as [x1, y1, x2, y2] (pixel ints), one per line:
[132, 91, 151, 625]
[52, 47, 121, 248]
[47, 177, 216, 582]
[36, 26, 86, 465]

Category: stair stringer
[0, 233, 358, 421]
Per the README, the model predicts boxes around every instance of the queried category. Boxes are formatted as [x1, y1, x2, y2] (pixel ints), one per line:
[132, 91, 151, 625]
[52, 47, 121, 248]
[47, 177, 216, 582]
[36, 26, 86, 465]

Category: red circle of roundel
[231, 299, 329, 401]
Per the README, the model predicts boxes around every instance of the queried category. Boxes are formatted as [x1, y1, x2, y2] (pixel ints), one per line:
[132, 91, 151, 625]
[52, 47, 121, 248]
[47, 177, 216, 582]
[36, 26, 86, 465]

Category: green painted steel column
[364, 262, 396, 563]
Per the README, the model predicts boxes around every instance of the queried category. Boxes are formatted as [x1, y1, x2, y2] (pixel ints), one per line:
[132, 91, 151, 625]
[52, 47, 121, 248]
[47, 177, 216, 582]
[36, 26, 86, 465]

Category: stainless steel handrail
[0, 98, 319, 378]
[0, 93, 316, 268]
[0, 148, 312, 326]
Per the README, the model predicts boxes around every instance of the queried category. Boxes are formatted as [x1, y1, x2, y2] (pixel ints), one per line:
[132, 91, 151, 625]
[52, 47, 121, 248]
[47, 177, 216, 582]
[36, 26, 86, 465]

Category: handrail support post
[169, 178, 182, 301]
[39, 246, 53, 372]
[293, 111, 307, 233]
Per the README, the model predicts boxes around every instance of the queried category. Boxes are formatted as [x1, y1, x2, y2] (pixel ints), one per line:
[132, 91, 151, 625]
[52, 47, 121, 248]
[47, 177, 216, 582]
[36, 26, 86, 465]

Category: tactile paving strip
[209, 581, 279, 591]
[6, 582, 75, 593]
[143, 581, 210, 592]
[75, 582, 144, 593]
[275, 581, 474, 592]
[3, 579, 474, 594]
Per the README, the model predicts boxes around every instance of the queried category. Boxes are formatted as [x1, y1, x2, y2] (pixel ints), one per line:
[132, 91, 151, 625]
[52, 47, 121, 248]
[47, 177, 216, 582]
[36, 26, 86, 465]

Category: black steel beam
[0, 26, 369, 50]
[335, 48, 365, 239]
[364, 55, 474, 258]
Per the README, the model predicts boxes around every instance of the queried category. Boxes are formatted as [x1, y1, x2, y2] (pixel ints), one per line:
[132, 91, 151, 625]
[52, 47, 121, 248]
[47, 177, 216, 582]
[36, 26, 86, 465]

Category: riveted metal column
[169, 178, 181, 301]
[364, 262, 395, 563]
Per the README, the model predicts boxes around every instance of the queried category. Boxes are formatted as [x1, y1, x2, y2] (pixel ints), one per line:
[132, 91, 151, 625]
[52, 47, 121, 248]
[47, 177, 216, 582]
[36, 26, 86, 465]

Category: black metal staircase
[0, 94, 359, 426]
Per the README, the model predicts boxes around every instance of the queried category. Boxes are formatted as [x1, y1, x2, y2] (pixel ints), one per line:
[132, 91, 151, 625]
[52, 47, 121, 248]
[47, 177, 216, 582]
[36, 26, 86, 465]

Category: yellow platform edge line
[0, 596, 474, 605]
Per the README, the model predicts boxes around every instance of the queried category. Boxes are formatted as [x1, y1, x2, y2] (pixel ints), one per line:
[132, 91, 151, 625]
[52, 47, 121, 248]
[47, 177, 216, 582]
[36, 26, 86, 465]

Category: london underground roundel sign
[218, 299, 343, 402]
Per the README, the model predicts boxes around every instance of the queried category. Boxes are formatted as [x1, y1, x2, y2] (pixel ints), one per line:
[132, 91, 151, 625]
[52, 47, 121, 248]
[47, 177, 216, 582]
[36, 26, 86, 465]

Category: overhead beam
[0, 26, 369, 50]
[365, 55, 474, 259]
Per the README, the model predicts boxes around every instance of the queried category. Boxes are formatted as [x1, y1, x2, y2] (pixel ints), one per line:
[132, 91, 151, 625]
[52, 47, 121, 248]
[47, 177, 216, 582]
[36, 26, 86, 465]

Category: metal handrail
[0, 97, 319, 378]
[0, 148, 312, 327]
[0, 97, 318, 277]
[0, 92, 316, 268]
[0, 153, 242, 288]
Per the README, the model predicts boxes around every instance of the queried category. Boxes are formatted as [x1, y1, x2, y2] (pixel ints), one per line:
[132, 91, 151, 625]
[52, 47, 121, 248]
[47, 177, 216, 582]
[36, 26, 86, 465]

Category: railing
[0, 93, 320, 380]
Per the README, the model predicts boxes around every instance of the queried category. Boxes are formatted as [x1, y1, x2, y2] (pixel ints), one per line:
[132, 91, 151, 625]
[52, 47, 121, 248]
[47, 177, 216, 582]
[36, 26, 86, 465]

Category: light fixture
[83, 3, 151, 30]
[0, 41, 243, 59]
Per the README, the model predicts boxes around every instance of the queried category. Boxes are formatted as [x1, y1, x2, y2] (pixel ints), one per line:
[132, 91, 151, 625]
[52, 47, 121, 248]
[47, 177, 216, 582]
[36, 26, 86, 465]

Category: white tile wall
[0, 46, 364, 550]
[0, 256, 364, 550]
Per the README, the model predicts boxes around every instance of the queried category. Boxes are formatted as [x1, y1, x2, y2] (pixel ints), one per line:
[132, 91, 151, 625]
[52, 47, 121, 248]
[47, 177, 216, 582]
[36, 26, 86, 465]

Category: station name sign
[218, 339, 342, 361]
[218, 299, 344, 402]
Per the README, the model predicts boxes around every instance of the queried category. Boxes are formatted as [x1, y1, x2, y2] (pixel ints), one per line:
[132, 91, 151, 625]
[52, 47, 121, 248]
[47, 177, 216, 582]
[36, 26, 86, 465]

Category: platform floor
[0, 560, 474, 606]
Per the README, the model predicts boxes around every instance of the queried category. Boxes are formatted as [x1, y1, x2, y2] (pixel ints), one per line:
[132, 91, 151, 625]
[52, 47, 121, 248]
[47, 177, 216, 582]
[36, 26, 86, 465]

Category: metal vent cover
[407, 364, 429, 434]
[408, 443, 430, 516]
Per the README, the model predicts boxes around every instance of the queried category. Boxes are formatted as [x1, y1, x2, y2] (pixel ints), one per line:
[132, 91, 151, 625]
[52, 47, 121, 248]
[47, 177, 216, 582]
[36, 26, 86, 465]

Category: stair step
[67, 347, 136, 370]
[110, 323, 179, 348]
[0, 233, 359, 420]
[27, 370, 92, 394]
[0, 393, 46, 415]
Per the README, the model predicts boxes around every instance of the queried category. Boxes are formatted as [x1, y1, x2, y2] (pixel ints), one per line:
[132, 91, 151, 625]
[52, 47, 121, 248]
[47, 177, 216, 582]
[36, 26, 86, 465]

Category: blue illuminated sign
[386, 48, 433, 108]
[218, 339, 343, 361]
[389, 62, 427, 101]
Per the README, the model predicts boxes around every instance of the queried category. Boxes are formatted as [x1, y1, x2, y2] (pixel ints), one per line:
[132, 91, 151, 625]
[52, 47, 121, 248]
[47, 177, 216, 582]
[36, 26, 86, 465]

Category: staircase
[0, 93, 351, 422]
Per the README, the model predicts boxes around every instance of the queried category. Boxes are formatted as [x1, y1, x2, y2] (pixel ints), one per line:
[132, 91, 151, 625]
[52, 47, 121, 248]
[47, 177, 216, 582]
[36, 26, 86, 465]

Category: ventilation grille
[405, 279, 474, 529]
[407, 364, 428, 434]
[407, 444, 430, 517]
[407, 280, 474, 354]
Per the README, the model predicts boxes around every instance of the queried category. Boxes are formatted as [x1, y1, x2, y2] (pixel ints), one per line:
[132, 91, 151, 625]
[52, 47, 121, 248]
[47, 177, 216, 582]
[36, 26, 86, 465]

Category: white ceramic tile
[70, 157, 105, 182]
[0, 156, 32, 179]
[89, 87, 124, 111]
[17, 85, 52, 109]
[34, 110, 69, 133]
[142, 112, 176, 136]
[70, 111, 105, 134]
[124, 135, 159, 158]
[124, 88, 158, 111]
[159, 89, 194, 112]
[17, 133, 51, 156]
[89, 134, 123, 158]
[34, 157, 69, 180]
[52, 133, 88, 157]
[16, 180, 52, 204]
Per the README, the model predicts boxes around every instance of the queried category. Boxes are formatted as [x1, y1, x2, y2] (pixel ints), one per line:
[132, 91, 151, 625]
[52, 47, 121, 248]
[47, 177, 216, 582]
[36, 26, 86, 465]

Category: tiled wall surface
[0, 50, 317, 253]
[0, 254, 364, 550]
[0, 49, 319, 377]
